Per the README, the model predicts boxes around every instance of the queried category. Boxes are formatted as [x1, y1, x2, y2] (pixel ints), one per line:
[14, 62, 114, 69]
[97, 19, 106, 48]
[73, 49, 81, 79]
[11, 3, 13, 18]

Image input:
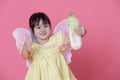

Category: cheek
[47, 30, 51, 36]
[47, 27, 51, 33]
[34, 29, 39, 36]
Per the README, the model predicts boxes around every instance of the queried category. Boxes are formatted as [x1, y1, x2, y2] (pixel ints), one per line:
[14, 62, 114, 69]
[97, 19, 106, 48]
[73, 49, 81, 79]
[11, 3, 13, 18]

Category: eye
[43, 24, 48, 28]
[44, 25, 48, 27]
[37, 26, 41, 29]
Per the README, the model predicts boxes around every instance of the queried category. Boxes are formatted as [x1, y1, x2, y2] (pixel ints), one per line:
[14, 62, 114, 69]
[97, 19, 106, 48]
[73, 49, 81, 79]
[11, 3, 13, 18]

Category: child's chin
[41, 36, 49, 40]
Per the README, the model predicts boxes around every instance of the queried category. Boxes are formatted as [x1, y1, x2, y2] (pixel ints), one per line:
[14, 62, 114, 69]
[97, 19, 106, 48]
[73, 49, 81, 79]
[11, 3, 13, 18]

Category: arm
[63, 35, 70, 46]
[21, 43, 30, 59]
[21, 38, 32, 61]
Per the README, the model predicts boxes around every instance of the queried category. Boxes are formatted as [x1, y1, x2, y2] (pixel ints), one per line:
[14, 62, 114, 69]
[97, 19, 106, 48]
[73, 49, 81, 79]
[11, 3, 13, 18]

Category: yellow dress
[25, 31, 77, 80]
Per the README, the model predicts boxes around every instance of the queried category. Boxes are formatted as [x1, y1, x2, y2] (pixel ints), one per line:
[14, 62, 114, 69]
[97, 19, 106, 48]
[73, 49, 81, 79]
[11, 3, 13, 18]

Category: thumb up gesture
[24, 34, 32, 49]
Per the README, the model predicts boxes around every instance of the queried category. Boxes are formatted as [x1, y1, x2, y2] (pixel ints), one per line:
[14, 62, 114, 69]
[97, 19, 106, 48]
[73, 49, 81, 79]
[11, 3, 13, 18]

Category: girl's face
[33, 20, 51, 40]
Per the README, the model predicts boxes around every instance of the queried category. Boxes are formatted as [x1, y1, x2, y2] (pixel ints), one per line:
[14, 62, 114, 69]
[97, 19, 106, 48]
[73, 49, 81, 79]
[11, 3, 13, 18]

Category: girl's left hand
[74, 25, 86, 37]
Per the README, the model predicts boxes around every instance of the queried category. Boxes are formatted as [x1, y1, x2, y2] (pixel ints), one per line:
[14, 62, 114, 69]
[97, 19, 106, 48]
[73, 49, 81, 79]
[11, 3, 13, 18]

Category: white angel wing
[54, 18, 82, 64]
[12, 28, 32, 68]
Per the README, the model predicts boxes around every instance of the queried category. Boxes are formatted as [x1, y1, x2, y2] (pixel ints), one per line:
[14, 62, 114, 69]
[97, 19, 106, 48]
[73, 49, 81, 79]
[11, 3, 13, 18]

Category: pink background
[0, 0, 120, 80]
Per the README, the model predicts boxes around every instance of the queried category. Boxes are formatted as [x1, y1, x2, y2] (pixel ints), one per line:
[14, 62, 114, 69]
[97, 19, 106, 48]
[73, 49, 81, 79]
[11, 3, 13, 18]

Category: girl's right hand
[24, 34, 32, 49]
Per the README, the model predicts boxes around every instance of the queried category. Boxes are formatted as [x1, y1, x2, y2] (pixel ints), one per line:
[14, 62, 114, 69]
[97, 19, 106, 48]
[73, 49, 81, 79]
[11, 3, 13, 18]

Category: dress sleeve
[19, 42, 39, 54]
[54, 31, 66, 50]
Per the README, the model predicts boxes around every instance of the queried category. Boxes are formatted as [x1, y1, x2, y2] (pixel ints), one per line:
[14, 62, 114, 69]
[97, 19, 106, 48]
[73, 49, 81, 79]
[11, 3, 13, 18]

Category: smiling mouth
[40, 32, 47, 36]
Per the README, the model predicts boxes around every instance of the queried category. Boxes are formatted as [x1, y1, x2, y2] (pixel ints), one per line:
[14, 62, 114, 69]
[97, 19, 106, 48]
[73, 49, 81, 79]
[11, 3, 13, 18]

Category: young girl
[21, 12, 86, 80]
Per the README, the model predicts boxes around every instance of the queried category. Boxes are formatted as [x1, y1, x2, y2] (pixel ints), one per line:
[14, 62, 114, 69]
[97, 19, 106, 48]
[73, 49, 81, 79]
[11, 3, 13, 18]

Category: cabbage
[68, 13, 82, 50]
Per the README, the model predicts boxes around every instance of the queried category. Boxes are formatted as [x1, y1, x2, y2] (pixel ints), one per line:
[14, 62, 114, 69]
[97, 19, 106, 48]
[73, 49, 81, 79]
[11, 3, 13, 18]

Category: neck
[37, 38, 49, 45]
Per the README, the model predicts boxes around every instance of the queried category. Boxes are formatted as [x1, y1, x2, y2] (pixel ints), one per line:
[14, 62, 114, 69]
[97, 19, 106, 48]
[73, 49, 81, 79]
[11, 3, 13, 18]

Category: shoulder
[51, 31, 65, 38]
[30, 42, 40, 49]
[28, 42, 40, 53]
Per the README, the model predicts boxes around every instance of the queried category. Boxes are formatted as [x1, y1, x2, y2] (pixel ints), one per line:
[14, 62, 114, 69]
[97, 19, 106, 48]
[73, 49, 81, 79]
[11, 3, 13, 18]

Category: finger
[76, 26, 82, 30]
[25, 33, 29, 40]
[25, 33, 32, 42]
[79, 24, 82, 27]
[81, 27, 84, 32]
[77, 26, 84, 32]
[75, 28, 81, 32]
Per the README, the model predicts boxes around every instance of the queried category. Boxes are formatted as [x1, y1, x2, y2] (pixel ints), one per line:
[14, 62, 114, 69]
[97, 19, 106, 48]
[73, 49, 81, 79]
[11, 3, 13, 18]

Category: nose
[40, 27, 45, 31]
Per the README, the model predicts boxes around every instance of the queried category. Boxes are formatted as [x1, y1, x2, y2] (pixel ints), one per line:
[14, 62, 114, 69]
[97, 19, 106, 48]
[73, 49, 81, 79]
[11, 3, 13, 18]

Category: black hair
[29, 12, 51, 33]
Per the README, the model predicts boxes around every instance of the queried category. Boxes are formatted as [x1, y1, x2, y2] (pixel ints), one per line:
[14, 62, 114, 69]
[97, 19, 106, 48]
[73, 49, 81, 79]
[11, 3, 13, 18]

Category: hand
[74, 25, 86, 36]
[24, 34, 32, 49]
